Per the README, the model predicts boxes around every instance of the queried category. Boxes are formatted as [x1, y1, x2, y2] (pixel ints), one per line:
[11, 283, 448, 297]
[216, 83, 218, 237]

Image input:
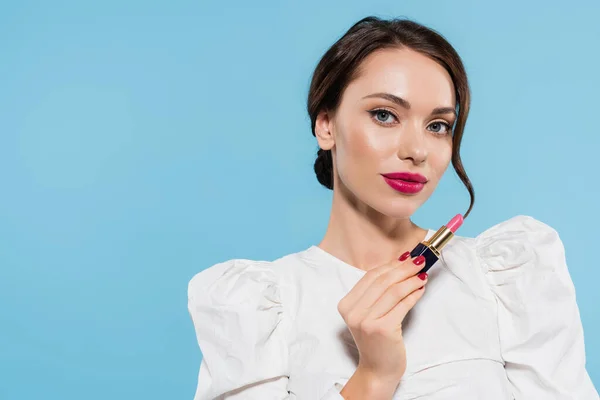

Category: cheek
[338, 121, 392, 162]
[429, 142, 453, 178]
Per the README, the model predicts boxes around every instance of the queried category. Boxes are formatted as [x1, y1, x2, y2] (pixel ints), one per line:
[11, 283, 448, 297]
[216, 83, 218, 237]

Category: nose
[396, 123, 428, 165]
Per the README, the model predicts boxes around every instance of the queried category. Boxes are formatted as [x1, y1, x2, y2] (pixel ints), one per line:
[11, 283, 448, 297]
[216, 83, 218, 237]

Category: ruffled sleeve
[476, 215, 598, 399]
[188, 259, 346, 400]
[187, 259, 291, 399]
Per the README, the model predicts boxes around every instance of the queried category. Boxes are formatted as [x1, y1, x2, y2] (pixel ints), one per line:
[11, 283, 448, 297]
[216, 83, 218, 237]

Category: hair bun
[314, 149, 334, 190]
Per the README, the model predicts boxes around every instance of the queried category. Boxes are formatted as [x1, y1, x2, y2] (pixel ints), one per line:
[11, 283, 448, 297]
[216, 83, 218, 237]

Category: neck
[318, 184, 429, 271]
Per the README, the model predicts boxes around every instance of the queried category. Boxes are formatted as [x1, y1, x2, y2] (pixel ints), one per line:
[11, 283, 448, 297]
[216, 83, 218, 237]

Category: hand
[337, 251, 428, 386]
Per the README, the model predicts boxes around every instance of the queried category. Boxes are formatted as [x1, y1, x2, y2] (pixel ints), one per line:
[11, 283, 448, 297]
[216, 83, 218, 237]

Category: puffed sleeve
[476, 215, 599, 399]
[187, 259, 346, 400]
[187, 259, 291, 399]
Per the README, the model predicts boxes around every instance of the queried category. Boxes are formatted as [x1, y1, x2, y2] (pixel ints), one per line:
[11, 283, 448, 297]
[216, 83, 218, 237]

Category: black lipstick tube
[410, 224, 456, 274]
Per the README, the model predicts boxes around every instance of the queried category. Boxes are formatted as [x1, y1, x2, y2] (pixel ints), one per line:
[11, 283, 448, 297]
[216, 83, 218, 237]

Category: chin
[368, 196, 422, 219]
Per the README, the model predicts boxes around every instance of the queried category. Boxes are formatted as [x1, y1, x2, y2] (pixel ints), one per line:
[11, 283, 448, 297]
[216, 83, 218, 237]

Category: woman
[187, 16, 598, 399]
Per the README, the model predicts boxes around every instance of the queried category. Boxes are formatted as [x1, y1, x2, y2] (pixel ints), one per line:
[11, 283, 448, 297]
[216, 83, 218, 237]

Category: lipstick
[381, 172, 428, 194]
[410, 214, 463, 274]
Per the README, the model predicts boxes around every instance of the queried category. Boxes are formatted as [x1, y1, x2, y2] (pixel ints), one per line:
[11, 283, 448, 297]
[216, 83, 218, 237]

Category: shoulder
[459, 215, 572, 290]
[473, 215, 564, 271]
[439, 214, 561, 264]
[188, 258, 277, 302]
[187, 250, 307, 307]
[474, 214, 560, 249]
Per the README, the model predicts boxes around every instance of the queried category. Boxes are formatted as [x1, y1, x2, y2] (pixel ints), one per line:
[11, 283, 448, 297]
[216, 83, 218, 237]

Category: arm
[188, 260, 356, 400]
[188, 260, 292, 400]
[477, 216, 599, 399]
[339, 368, 400, 400]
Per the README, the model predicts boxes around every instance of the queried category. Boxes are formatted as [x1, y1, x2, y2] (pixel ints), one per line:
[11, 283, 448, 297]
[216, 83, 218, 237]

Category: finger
[351, 254, 426, 312]
[380, 284, 426, 324]
[366, 274, 427, 319]
[341, 253, 423, 322]
[338, 257, 399, 313]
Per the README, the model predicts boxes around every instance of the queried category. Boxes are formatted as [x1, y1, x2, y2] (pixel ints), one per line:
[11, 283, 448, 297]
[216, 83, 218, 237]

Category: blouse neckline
[304, 229, 436, 275]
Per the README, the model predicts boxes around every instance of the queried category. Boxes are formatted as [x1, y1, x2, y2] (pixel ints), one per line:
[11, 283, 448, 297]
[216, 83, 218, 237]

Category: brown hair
[307, 16, 475, 218]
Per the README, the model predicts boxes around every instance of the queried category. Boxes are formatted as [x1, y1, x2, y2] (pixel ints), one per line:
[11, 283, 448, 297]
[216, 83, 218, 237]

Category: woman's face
[315, 47, 456, 218]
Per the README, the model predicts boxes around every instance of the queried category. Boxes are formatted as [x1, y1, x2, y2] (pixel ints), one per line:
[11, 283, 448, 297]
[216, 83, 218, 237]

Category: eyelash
[368, 108, 453, 136]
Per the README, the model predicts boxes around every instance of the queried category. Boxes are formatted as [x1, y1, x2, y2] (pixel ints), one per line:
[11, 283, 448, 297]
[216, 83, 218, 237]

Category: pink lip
[381, 172, 428, 183]
[381, 172, 428, 194]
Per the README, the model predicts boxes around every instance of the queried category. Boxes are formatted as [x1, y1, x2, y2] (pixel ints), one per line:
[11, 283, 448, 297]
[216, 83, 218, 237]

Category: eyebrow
[362, 92, 457, 117]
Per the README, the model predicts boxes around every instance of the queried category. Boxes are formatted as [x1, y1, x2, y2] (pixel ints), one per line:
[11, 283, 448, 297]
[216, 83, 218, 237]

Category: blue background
[1, 0, 598, 398]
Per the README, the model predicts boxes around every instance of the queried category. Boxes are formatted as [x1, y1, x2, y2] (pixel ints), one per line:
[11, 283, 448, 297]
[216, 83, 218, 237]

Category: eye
[368, 109, 398, 126]
[427, 121, 452, 135]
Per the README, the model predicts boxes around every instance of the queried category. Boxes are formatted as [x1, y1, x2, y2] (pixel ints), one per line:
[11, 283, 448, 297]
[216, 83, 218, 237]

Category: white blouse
[187, 215, 598, 399]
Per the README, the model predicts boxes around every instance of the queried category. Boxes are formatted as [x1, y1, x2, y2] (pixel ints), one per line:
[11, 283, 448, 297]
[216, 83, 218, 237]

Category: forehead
[344, 47, 456, 107]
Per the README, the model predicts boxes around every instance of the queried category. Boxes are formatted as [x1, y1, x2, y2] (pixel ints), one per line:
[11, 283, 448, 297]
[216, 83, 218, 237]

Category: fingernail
[398, 251, 410, 261]
[413, 255, 425, 266]
[418, 272, 428, 280]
